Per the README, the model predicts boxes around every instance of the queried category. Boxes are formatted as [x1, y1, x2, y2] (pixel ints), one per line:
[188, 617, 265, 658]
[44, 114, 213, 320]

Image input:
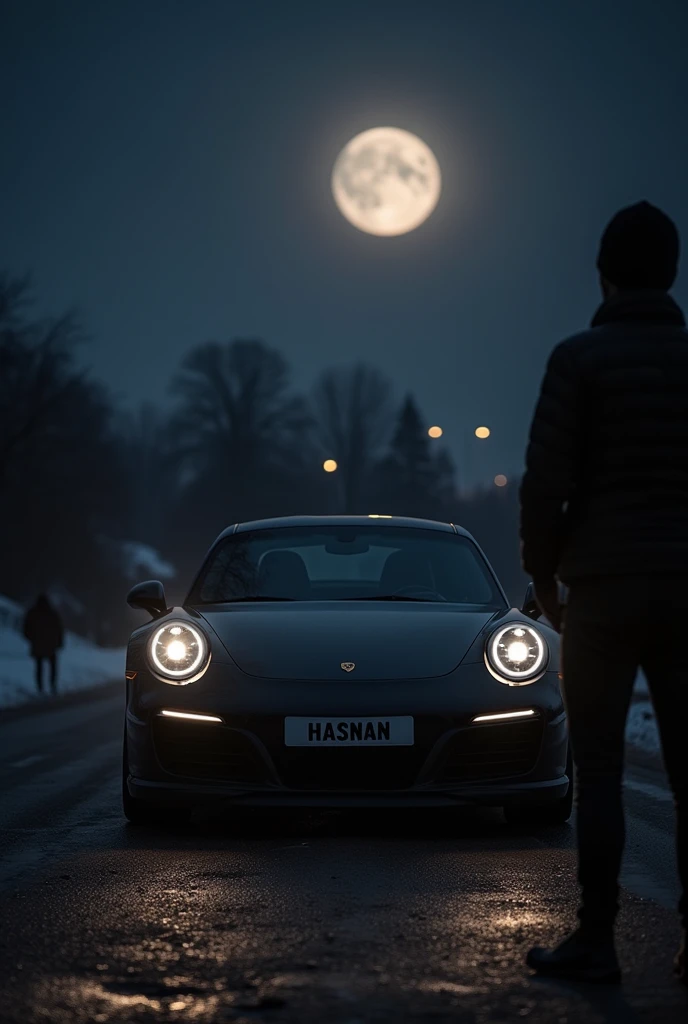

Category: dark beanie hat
[597, 201, 679, 291]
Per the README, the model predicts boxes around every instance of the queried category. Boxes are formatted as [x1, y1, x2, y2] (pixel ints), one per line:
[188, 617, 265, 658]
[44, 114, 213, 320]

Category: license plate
[284, 716, 414, 747]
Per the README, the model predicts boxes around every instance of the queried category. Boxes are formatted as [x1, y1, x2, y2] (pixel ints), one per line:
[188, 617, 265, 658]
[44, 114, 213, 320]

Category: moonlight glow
[332, 127, 441, 236]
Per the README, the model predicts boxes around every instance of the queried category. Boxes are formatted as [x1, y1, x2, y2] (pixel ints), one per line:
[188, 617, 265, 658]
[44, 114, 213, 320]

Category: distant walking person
[23, 594, 64, 696]
[520, 201, 687, 984]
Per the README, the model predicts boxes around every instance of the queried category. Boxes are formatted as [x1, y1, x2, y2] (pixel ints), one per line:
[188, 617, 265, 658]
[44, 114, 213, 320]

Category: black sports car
[123, 516, 571, 826]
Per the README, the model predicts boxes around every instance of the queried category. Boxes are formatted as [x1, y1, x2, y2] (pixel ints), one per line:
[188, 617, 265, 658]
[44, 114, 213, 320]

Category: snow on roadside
[116, 540, 176, 580]
[627, 700, 661, 755]
[626, 671, 662, 755]
[634, 669, 649, 697]
[0, 595, 124, 709]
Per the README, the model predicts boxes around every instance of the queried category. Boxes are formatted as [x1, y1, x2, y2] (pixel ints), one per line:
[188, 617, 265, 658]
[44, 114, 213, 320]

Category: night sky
[3, 0, 688, 487]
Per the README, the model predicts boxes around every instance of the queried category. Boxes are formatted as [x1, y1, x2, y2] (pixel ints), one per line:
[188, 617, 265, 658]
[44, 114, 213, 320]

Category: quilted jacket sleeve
[519, 341, 582, 581]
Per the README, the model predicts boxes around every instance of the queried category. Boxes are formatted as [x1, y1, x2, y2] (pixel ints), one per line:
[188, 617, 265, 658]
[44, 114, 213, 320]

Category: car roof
[213, 515, 474, 542]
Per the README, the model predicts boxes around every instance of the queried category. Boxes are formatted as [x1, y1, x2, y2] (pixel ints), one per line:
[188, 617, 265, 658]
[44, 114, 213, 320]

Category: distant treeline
[0, 273, 527, 644]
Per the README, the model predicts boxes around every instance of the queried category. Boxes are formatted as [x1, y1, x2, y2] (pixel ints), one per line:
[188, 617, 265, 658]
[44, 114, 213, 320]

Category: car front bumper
[127, 774, 569, 810]
[125, 663, 569, 811]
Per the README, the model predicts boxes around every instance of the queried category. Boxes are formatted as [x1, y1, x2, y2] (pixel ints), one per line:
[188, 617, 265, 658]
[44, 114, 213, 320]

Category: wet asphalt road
[0, 687, 685, 1024]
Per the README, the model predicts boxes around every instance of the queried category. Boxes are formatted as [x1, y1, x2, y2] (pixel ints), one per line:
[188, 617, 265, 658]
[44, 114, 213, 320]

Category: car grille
[275, 748, 423, 791]
[152, 718, 268, 783]
[435, 715, 544, 783]
[260, 714, 450, 791]
[151, 713, 545, 790]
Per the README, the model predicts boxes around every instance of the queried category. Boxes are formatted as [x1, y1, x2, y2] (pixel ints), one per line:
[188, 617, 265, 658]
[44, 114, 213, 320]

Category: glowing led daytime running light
[160, 710, 222, 723]
[473, 710, 536, 723]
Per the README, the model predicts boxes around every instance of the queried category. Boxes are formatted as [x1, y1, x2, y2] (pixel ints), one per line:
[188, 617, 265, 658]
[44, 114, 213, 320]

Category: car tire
[504, 747, 574, 827]
[122, 736, 191, 827]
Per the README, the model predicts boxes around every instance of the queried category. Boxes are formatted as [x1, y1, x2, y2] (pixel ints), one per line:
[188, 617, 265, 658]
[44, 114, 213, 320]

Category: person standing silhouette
[520, 201, 687, 984]
[23, 594, 64, 696]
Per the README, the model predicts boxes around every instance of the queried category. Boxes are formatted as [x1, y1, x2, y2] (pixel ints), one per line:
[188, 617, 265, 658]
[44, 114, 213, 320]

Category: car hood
[197, 603, 497, 680]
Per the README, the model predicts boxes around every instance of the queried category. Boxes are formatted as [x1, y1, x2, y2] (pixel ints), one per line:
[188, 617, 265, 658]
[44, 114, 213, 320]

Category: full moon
[332, 127, 441, 236]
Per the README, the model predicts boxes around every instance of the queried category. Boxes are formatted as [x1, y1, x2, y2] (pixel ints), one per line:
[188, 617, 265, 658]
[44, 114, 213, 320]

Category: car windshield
[189, 526, 504, 607]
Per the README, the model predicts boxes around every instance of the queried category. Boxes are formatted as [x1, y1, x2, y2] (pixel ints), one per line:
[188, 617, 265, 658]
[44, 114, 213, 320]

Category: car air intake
[152, 718, 268, 784]
[277, 748, 423, 791]
[437, 713, 544, 782]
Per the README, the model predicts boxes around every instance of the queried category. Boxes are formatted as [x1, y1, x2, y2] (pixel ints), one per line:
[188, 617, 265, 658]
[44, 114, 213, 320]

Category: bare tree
[170, 338, 311, 474]
[312, 363, 393, 512]
[0, 273, 130, 638]
[0, 274, 86, 489]
[167, 339, 315, 540]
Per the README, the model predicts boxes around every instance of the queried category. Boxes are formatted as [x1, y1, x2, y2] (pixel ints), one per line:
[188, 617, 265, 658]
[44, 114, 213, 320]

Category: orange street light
[475, 426, 490, 439]
[428, 425, 443, 438]
[323, 459, 338, 473]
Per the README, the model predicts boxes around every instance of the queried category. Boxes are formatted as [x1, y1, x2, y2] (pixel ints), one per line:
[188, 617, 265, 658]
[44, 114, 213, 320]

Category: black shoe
[527, 929, 621, 984]
[675, 935, 686, 985]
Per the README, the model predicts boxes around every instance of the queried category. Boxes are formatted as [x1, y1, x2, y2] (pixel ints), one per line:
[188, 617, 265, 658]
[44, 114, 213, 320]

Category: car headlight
[485, 623, 548, 685]
[147, 621, 210, 684]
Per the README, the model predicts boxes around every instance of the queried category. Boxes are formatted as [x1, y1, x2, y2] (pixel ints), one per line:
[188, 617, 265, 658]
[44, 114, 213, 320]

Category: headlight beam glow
[506, 641, 529, 663]
[166, 640, 188, 661]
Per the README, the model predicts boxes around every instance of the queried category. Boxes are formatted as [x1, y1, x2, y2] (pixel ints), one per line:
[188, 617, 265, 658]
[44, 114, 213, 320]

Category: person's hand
[534, 579, 562, 632]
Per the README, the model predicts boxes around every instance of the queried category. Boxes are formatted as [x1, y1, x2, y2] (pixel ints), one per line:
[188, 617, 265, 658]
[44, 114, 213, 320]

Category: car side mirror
[127, 580, 167, 618]
[521, 581, 541, 620]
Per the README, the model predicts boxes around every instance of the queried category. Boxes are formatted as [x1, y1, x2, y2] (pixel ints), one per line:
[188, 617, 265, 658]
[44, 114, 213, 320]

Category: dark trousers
[34, 654, 58, 695]
[562, 576, 688, 933]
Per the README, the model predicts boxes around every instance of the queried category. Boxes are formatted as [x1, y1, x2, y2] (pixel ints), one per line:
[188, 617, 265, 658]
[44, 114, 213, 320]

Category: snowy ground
[0, 595, 124, 709]
[626, 671, 661, 755]
[627, 700, 661, 755]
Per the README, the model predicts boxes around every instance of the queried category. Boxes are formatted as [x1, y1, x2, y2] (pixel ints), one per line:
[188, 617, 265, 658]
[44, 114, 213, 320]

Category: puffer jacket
[520, 290, 688, 583]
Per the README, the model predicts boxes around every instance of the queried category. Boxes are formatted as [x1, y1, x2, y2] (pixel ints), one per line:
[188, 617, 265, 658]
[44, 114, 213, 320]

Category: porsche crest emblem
[340, 662, 356, 673]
